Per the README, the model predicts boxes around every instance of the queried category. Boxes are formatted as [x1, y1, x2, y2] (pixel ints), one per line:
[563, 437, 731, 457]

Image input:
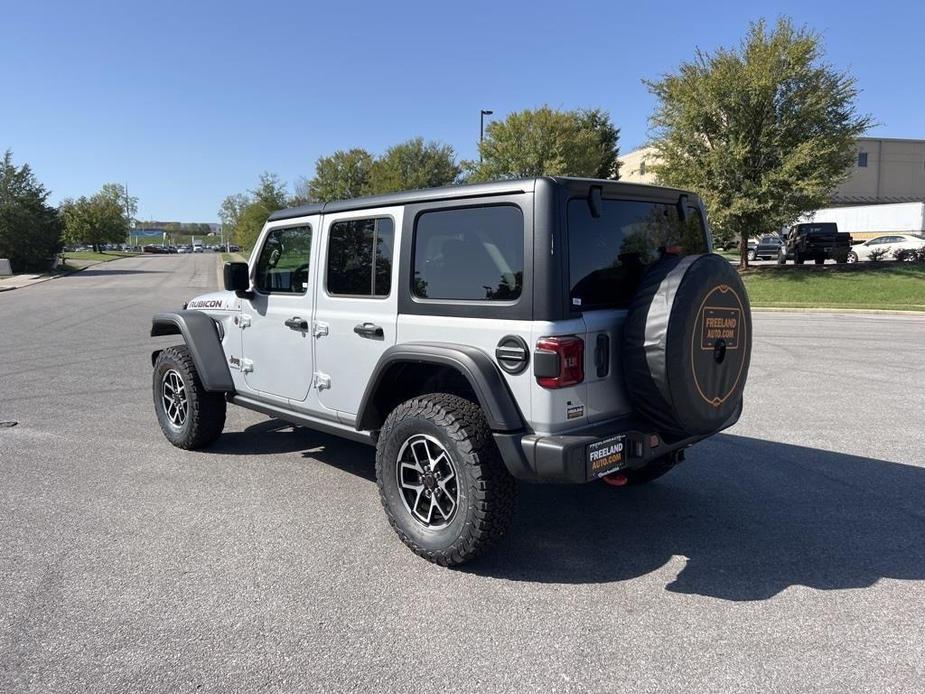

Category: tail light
[535, 336, 584, 389]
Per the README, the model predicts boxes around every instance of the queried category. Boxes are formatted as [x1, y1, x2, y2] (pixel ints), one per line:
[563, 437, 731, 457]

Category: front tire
[153, 345, 226, 449]
[376, 394, 515, 566]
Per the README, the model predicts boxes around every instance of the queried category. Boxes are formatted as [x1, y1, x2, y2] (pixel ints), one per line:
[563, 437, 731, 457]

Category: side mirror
[223, 262, 251, 297]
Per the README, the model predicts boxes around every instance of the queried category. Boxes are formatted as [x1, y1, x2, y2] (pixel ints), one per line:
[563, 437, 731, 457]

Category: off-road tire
[376, 394, 515, 566]
[153, 345, 226, 449]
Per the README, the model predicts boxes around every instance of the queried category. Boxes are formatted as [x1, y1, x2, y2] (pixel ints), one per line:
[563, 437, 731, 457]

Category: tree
[367, 138, 460, 194]
[307, 148, 375, 203]
[646, 18, 871, 267]
[227, 173, 290, 250]
[99, 183, 138, 223]
[218, 192, 250, 232]
[252, 172, 288, 210]
[60, 188, 127, 252]
[0, 150, 62, 272]
[465, 106, 621, 182]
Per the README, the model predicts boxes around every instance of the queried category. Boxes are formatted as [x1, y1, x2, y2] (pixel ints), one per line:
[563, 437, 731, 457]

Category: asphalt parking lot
[1, 254, 924, 693]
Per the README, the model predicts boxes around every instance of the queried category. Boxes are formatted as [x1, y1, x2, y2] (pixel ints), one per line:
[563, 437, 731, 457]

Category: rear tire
[376, 394, 515, 566]
[847, 251, 858, 263]
[153, 345, 226, 449]
[814, 258, 825, 265]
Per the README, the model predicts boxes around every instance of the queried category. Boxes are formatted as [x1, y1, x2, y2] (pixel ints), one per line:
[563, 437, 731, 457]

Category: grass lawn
[220, 252, 247, 263]
[741, 262, 925, 311]
[61, 250, 139, 262]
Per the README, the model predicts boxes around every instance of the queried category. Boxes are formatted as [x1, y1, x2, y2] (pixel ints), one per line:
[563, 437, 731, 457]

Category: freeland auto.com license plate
[587, 434, 626, 477]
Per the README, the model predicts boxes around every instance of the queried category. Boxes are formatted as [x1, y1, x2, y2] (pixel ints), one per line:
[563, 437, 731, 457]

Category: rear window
[568, 199, 708, 310]
[413, 205, 523, 301]
[800, 224, 837, 235]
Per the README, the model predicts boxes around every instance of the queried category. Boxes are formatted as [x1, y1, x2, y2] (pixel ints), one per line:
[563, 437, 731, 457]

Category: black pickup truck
[778, 223, 852, 264]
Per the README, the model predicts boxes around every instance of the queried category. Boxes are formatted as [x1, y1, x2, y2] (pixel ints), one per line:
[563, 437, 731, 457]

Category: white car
[848, 234, 925, 263]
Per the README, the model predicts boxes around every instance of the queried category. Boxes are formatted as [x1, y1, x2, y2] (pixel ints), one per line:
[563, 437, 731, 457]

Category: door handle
[285, 317, 308, 331]
[353, 322, 384, 339]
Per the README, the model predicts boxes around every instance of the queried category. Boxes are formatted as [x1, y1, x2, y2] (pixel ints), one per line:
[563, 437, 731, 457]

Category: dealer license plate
[587, 434, 626, 477]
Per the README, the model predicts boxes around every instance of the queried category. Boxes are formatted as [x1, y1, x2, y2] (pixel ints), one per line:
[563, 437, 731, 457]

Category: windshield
[568, 198, 708, 310]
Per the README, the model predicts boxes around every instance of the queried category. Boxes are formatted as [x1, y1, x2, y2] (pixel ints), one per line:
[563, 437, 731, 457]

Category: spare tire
[622, 254, 752, 438]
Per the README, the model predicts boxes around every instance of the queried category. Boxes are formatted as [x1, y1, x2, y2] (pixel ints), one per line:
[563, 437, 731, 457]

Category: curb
[0, 254, 138, 291]
[752, 306, 925, 316]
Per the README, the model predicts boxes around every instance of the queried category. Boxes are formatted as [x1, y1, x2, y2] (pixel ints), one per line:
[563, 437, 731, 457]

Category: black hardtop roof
[266, 176, 696, 222]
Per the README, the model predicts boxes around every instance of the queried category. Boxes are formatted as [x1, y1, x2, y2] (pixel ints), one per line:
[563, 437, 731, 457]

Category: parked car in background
[750, 234, 783, 261]
[847, 234, 925, 263]
[778, 223, 852, 264]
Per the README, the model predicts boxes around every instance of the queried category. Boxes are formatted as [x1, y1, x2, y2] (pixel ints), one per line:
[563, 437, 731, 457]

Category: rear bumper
[494, 404, 742, 484]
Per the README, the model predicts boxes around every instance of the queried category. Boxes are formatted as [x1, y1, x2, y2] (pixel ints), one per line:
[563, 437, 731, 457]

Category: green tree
[218, 193, 250, 232]
[646, 18, 871, 267]
[367, 138, 460, 194]
[0, 150, 62, 272]
[99, 183, 138, 223]
[60, 188, 127, 252]
[231, 173, 290, 250]
[307, 148, 375, 203]
[466, 106, 621, 182]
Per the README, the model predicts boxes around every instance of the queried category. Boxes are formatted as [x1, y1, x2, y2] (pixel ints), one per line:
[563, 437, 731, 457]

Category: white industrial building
[619, 137, 925, 238]
[619, 137, 925, 204]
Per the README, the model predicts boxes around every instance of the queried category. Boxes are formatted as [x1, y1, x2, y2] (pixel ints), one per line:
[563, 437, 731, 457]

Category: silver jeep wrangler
[151, 177, 752, 565]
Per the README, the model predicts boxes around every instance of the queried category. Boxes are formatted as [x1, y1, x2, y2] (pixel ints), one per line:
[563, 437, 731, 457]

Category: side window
[326, 217, 394, 297]
[254, 225, 312, 294]
[413, 205, 524, 301]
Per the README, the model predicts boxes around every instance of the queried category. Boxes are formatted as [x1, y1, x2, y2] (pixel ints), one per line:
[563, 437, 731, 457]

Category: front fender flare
[356, 343, 524, 432]
[150, 311, 234, 392]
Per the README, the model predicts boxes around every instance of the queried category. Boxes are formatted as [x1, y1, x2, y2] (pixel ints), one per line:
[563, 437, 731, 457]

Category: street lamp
[480, 109, 493, 161]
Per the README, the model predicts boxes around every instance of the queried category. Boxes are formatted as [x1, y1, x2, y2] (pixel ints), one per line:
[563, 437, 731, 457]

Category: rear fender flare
[356, 343, 524, 432]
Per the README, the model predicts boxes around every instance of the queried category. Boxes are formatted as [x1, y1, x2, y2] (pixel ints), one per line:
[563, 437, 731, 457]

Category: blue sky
[1, 0, 921, 221]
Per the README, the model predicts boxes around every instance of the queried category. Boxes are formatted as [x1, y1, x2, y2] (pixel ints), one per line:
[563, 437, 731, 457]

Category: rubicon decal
[188, 299, 227, 310]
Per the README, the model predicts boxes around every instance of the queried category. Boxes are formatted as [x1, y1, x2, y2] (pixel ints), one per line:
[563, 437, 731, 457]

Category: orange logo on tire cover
[691, 284, 747, 408]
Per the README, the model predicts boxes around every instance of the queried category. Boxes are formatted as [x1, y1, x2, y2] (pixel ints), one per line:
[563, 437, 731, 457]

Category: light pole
[480, 109, 493, 161]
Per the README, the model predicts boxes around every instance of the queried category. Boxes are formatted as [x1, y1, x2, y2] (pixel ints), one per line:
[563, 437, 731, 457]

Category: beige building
[619, 137, 925, 204]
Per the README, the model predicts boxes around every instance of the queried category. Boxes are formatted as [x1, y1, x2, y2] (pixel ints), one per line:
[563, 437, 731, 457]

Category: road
[1, 254, 924, 693]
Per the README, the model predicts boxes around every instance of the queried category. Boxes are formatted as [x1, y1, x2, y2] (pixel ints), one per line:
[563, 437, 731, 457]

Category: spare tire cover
[622, 253, 752, 437]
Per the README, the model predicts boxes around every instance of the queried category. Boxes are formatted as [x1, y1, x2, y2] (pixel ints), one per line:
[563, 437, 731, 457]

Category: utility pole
[480, 109, 493, 162]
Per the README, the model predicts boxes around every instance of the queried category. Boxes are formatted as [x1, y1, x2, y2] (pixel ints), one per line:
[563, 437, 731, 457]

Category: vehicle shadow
[208, 419, 377, 481]
[207, 422, 925, 601]
[467, 433, 925, 600]
[71, 269, 165, 277]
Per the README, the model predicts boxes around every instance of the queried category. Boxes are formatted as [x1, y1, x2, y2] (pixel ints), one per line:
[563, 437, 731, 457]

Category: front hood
[186, 290, 241, 312]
